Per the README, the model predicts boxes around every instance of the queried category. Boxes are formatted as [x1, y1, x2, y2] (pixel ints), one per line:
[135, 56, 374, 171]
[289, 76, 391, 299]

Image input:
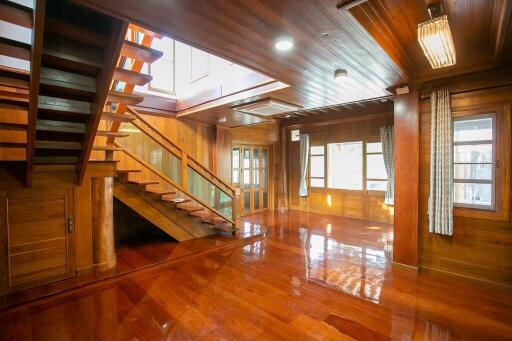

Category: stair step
[0, 102, 28, 126]
[40, 67, 96, 94]
[42, 34, 104, 74]
[107, 91, 144, 105]
[0, 75, 30, 90]
[0, 121, 26, 131]
[96, 130, 129, 138]
[0, 2, 33, 28]
[177, 205, 204, 214]
[44, 18, 107, 48]
[0, 146, 25, 161]
[36, 119, 86, 134]
[101, 111, 136, 122]
[0, 141, 26, 148]
[34, 156, 78, 164]
[92, 145, 123, 151]
[38, 95, 91, 115]
[212, 222, 235, 233]
[0, 37, 31, 61]
[113, 68, 152, 86]
[145, 188, 176, 195]
[162, 197, 191, 204]
[202, 216, 227, 225]
[128, 180, 160, 186]
[120, 40, 163, 64]
[35, 140, 82, 150]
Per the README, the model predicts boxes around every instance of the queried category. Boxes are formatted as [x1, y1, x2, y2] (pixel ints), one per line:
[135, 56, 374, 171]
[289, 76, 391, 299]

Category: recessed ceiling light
[275, 36, 294, 51]
[334, 69, 348, 83]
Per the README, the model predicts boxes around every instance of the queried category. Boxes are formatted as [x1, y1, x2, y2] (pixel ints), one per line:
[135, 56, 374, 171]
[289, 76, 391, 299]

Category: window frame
[326, 141, 364, 191]
[148, 39, 176, 95]
[452, 113, 496, 210]
[365, 140, 388, 193]
[451, 102, 510, 221]
[309, 145, 325, 188]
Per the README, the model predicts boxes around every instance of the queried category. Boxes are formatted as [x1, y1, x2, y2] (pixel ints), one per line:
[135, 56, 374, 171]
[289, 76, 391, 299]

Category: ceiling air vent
[233, 99, 301, 117]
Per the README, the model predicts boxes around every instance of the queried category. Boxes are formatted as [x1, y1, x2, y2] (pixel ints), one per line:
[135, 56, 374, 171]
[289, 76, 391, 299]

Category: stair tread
[43, 34, 104, 69]
[128, 180, 160, 185]
[36, 119, 86, 133]
[0, 75, 30, 90]
[40, 67, 96, 94]
[0, 2, 33, 29]
[96, 130, 129, 137]
[145, 188, 176, 195]
[113, 68, 152, 86]
[101, 111, 136, 122]
[35, 140, 82, 149]
[120, 40, 163, 64]
[0, 122, 26, 131]
[107, 90, 144, 105]
[117, 169, 141, 173]
[44, 18, 107, 48]
[162, 197, 191, 204]
[38, 95, 91, 115]
[178, 205, 204, 213]
[34, 156, 78, 164]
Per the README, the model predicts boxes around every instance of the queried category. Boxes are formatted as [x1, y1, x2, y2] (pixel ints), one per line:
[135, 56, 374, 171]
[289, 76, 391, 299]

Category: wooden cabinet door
[5, 190, 75, 290]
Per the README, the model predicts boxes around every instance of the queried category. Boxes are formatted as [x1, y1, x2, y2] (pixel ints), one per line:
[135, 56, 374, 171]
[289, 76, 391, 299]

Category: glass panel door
[233, 144, 270, 215]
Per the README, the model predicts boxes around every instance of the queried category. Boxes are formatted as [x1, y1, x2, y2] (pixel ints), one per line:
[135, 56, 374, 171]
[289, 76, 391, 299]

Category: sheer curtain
[299, 133, 309, 197]
[380, 126, 394, 205]
[429, 89, 453, 235]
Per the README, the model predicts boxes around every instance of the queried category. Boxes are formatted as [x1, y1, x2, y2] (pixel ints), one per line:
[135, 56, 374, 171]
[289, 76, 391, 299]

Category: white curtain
[299, 133, 309, 197]
[380, 125, 394, 205]
[429, 89, 453, 235]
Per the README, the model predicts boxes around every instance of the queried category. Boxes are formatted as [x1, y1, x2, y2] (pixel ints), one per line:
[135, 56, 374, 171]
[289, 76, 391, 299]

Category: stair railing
[115, 108, 236, 225]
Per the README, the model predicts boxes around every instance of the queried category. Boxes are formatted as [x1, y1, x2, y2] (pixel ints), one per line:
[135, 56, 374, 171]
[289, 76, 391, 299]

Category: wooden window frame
[309, 145, 325, 188]
[326, 141, 364, 191]
[452, 103, 511, 221]
[365, 140, 388, 193]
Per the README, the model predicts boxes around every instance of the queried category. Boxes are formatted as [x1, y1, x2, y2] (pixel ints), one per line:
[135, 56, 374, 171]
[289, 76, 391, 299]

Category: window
[291, 129, 300, 142]
[366, 142, 388, 191]
[327, 142, 363, 190]
[310, 146, 325, 188]
[453, 114, 495, 210]
[149, 37, 175, 94]
[232, 147, 240, 185]
[190, 47, 209, 82]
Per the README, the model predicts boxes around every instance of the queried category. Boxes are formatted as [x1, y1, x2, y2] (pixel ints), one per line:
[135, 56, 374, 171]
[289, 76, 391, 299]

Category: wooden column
[91, 177, 116, 271]
[393, 88, 419, 267]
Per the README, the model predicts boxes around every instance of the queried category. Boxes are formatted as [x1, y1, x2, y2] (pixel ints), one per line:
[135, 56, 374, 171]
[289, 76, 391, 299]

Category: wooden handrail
[127, 106, 235, 197]
[114, 143, 235, 225]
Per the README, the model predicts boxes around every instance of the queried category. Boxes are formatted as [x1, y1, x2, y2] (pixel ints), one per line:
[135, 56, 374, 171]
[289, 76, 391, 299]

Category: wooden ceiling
[349, 0, 512, 82]
[72, 0, 512, 127]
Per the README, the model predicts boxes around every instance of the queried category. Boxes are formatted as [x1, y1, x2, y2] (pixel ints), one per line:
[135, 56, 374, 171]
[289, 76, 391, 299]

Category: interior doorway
[232, 144, 269, 216]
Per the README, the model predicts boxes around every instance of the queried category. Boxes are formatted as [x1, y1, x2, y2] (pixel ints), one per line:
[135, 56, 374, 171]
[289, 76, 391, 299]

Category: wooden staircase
[114, 169, 233, 241]
[0, 0, 36, 163]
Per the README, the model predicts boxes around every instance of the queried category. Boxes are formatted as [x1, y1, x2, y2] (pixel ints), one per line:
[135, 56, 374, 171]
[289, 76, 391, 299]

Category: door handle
[67, 217, 73, 233]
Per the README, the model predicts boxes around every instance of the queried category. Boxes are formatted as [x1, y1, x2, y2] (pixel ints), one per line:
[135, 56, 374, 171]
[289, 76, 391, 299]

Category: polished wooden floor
[1, 210, 511, 340]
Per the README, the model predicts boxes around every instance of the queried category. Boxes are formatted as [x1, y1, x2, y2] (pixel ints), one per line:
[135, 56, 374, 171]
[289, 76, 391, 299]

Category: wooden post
[91, 177, 116, 271]
[393, 87, 419, 268]
[180, 150, 188, 190]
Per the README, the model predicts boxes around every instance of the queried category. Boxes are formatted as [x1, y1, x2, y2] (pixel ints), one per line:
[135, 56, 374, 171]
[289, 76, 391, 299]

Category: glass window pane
[254, 191, 260, 209]
[366, 154, 387, 180]
[454, 164, 493, 180]
[454, 183, 492, 207]
[253, 149, 259, 168]
[310, 155, 324, 178]
[244, 191, 250, 212]
[311, 178, 324, 188]
[327, 142, 363, 190]
[454, 144, 492, 163]
[243, 169, 250, 189]
[454, 118, 492, 142]
[232, 148, 239, 168]
[366, 142, 382, 153]
[262, 168, 268, 189]
[232, 170, 239, 184]
[150, 59, 174, 92]
[367, 180, 387, 191]
[243, 148, 250, 168]
[310, 146, 324, 155]
[262, 149, 268, 168]
[263, 192, 268, 208]
[253, 169, 259, 188]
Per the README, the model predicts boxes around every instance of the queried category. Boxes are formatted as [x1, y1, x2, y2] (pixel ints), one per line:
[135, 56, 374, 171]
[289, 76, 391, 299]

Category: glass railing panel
[187, 166, 233, 219]
[118, 122, 181, 184]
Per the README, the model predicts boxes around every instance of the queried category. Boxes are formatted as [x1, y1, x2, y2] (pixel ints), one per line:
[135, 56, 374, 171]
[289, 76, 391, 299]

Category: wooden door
[3, 189, 75, 290]
[232, 144, 269, 216]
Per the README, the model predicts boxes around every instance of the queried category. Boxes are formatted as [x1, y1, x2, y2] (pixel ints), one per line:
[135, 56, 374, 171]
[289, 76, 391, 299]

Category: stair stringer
[113, 179, 215, 241]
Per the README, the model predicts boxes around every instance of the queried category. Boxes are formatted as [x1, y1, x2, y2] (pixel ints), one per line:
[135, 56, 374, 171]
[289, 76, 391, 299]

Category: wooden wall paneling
[419, 84, 512, 285]
[393, 87, 420, 267]
[91, 177, 116, 271]
[212, 125, 233, 184]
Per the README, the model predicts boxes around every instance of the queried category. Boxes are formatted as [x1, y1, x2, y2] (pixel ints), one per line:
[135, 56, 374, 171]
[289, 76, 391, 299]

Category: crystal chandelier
[418, 12, 456, 69]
